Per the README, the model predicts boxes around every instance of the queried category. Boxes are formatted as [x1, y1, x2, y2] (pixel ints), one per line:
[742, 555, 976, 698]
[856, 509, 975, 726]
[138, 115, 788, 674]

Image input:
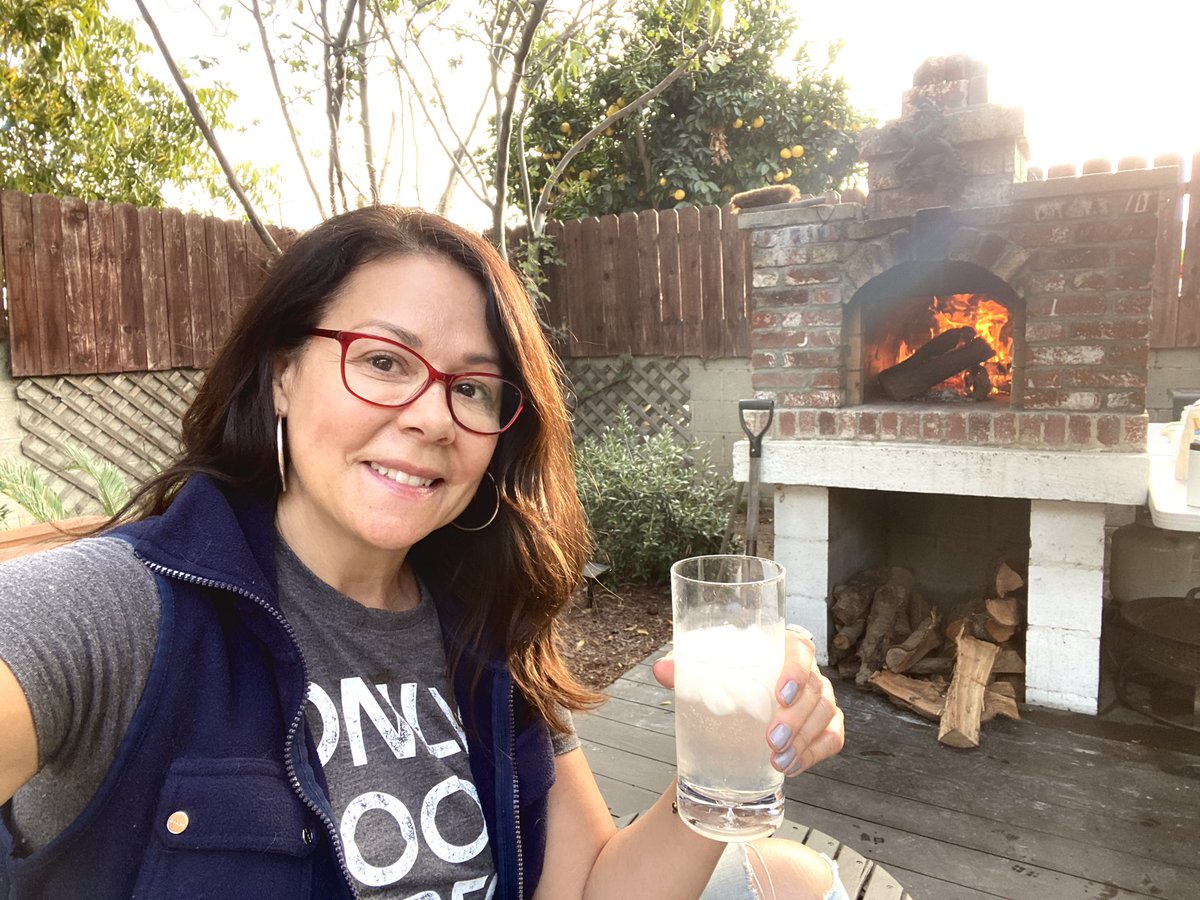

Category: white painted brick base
[773, 486, 832, 663]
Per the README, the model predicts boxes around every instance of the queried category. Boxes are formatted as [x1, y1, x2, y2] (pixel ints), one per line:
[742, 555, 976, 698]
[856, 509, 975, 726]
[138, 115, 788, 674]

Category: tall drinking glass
[671, 554, 786, 841]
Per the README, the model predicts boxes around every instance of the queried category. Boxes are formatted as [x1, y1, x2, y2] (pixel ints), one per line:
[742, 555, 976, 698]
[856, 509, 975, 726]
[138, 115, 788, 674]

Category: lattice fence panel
[565, 357, 691, 443]
[15, 369, 204, 515]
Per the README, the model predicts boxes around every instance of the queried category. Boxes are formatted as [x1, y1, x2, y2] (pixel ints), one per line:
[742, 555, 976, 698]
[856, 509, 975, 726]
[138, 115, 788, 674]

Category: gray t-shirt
[0, 535, 578, 896]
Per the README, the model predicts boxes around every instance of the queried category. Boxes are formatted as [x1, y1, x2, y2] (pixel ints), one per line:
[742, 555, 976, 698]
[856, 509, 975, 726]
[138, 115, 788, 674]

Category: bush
[574, 412, 735, 583]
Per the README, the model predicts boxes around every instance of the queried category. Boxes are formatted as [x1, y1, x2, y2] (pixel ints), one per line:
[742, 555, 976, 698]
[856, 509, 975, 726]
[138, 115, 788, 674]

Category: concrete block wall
[1147, 348, 1200, 421]
[687, 357, 754, 476]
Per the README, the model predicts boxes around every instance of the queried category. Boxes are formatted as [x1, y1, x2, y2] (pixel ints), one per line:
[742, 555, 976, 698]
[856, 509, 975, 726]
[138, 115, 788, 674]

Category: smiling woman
[0, 206, 847, 900]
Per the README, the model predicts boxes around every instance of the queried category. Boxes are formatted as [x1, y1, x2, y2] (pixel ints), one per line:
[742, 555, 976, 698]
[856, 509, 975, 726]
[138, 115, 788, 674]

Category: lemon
[773, 171, 785, 182]
[792, 144, 804, 158]
[658, 176, 668, 186]
[580, 171, 590, 182]
[779, 147, 791, 159]
[606, 104, 619, 118]
[751, 115, 764, 128]
[673, 188, 686, 201]
[733, 117, 744, 129]
[560, 121, 571, 135]
[617, 97, 626, 108]
[605, 127, 615, 137]
[801, 114, 813, 126]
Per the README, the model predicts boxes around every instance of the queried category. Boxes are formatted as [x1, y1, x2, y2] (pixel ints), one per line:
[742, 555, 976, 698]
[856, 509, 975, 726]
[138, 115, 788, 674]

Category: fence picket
[541, 220, 567, 339]
[598, 215, 620, 352]
[113, 204, 148, 371]
[563, 218, 587, 356]
[61, 197, 98, 372]
[31, 194, 71, 373]
[617, 211, 641, 353]
[657, 209, 682, 356]
[88, 201, 122, 372]
[699, 205, 724, 358]
[205, 216, 233, 350]
[578, 218, 603, 351]
[137, 207, 172, 370]
[185, 213, 214, 367]
[161, 207, 194, 369]
[721, 206, 750, 358]
[1178, 152, 1200, 347]
[636, 209, 661, 356]
[1, 191, 41, 375]
[677, 207, 703, 355]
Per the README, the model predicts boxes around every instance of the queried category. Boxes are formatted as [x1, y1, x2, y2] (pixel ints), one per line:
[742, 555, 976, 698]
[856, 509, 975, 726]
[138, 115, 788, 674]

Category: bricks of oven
[738, 165, 1178, 452]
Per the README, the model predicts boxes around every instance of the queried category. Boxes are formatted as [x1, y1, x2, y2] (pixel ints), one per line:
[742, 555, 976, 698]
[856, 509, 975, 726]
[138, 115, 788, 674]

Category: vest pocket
[131, 757, 321, 900]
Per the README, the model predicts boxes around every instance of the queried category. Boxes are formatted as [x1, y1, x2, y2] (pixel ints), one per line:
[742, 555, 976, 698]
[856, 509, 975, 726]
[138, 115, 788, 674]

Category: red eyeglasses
[308, 329, 524, 435]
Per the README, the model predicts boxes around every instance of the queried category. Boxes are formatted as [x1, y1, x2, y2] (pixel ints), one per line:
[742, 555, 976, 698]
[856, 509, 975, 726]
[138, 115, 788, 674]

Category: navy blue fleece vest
[0, 476, 554, 899]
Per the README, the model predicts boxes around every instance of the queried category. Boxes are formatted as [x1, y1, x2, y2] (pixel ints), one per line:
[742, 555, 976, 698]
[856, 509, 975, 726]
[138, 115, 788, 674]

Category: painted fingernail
[773, 746, 797, 770]
[779, 679, 800, 705]
[769, 722, 793, 751]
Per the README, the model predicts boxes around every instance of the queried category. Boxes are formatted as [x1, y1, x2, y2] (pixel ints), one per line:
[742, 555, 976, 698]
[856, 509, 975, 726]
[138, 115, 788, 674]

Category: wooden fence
[0, 191, 290, 377]
[1150, 151, 1200, 349]
[539, 204, 751, 359]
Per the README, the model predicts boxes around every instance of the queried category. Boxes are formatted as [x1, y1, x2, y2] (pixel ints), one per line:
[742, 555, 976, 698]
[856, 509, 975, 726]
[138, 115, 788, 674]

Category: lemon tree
[515, 0, 869, 219]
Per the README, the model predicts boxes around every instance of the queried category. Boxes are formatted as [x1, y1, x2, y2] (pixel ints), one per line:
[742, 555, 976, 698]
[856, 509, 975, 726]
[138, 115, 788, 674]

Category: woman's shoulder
[0, 532, 151, 585]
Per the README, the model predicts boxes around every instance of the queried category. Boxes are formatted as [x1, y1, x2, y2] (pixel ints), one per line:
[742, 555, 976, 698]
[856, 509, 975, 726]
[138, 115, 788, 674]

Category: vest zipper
[135, 555, 360, 900]
[509, 681, 524, 899]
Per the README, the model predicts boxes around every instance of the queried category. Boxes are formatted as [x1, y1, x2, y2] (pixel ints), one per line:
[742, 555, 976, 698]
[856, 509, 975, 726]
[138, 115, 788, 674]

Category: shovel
[738, 399, 774, 556]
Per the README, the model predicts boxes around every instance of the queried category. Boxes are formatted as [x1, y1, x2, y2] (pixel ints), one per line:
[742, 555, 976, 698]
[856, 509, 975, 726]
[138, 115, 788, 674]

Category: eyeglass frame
[307, 328, 525, 435]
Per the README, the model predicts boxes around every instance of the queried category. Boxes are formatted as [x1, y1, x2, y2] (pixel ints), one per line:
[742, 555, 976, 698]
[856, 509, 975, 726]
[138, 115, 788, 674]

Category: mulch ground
[558, 578, 673, 692]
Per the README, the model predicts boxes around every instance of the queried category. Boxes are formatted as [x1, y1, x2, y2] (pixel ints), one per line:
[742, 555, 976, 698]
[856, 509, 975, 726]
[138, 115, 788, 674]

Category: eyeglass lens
[342, 335, 520, 434]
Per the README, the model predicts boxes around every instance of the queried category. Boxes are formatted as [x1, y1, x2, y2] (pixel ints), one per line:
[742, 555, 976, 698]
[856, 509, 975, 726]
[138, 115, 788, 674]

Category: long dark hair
[126, 206, 600, 725]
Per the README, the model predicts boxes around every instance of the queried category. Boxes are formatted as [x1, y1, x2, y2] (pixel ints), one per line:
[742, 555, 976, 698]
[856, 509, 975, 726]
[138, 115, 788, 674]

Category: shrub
[574, 412, 734, 583]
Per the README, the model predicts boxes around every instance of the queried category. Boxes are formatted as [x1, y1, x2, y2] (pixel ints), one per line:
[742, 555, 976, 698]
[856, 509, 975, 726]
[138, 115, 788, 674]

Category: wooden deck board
[578, 648, 1200, 900]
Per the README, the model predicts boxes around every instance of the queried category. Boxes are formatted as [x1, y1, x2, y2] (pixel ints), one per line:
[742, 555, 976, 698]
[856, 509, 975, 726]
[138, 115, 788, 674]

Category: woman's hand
[652, 624, 844, 776]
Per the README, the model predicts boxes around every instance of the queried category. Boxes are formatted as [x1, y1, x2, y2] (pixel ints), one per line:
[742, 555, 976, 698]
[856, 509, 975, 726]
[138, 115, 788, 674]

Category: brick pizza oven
[732, 57, 1173, 714]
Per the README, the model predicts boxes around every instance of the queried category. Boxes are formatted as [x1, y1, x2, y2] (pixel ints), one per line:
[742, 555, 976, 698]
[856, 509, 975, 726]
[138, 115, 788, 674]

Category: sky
[115, 0, 1200, 228]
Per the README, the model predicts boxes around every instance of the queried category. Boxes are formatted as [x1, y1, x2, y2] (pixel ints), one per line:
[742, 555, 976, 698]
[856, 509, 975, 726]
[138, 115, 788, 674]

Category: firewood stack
[828, 562, 1026, 748]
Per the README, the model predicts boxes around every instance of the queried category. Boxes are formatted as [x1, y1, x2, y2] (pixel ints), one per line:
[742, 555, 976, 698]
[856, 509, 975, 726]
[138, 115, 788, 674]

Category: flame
[896, 294, 1013, 398]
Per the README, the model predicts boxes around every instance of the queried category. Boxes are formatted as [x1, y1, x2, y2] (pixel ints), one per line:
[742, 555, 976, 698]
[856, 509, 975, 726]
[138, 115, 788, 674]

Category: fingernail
[768, 722, 792, 751]
[779, 679, 800, 705]
[773, 746, 797, 770]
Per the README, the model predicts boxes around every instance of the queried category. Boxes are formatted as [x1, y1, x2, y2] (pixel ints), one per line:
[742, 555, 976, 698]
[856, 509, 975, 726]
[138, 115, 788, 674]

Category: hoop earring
[276, 415, 287, 493]
[452, 471, 500, 532]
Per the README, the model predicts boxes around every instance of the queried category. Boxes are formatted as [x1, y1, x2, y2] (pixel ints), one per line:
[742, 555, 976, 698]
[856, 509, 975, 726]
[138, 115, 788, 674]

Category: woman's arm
[535, 629, 843, 899]
[0, 659, 38, 804]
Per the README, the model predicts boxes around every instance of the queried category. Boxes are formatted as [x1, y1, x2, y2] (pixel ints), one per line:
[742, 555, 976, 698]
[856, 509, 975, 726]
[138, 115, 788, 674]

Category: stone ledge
[1013, 166, 1182, 200]
[736, 202, 865, 231]
[732, 438, 1148, 505]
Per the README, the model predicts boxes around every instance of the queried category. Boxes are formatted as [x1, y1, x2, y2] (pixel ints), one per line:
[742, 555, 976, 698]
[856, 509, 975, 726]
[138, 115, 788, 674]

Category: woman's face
[273, 253, 501, 561]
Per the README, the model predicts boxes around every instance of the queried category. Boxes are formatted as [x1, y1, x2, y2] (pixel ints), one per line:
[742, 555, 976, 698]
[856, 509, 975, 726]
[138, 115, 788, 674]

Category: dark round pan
[1119, 587, 1200, 686]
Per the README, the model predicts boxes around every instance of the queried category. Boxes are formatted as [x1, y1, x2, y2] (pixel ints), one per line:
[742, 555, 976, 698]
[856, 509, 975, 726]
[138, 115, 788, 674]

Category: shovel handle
[738, 399, 774, 459]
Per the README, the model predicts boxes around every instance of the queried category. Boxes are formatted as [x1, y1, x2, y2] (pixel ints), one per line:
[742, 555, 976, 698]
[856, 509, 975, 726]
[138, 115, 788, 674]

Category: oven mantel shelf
[733, 439, 1148, 506]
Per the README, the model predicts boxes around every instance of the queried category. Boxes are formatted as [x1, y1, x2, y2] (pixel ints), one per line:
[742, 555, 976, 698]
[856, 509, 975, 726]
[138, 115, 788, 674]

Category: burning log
[938, 631, 1000, 748]
[876, 326, 996, 401]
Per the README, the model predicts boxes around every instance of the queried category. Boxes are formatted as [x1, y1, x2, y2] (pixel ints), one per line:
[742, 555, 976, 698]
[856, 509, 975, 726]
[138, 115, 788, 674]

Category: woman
[0, 206, 846, 899]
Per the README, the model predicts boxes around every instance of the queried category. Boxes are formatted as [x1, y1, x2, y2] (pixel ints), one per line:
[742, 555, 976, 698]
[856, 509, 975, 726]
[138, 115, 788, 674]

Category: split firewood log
[831, 620, 866, 652]
[868, 670, 947, 721]
[994, 562, 1024, 598]
[883, 611, 942, 674]
[836, 655, 861, 680]
[981, 680, 1021, 723]
[991, 647, 1026, 674]
[985, 597, 1021, 627]
[906, 656, 954, 676]
[831, 583, 875, 628]
[855, 583, 909, 686]
[984, 619, 1017, 643]
[937, 631, 1000, 749]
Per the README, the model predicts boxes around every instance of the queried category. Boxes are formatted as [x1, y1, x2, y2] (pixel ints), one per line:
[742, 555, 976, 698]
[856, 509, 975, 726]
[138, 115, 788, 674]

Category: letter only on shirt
[306, 678, 497, 899]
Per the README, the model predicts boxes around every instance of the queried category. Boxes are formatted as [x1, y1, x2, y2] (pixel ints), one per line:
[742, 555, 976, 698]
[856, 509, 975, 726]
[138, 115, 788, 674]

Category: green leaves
[512, 0, 871, 220]
[0, 0, 261, 209]
[574, 410, 734, 584]
[0, 443, 133, 524]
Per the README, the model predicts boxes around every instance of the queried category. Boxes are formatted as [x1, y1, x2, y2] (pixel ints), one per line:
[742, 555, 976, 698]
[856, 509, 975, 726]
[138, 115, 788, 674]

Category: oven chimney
[859, 55, 1031, 219]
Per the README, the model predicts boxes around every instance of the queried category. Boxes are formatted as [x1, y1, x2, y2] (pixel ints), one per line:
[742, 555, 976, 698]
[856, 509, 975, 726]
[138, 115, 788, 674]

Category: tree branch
[532, 42, 710, 235]
[492, 0, 549, 259]
[249, 0, 326, 218]
[133, 0, 280, 255]
[356, 2, 379, 204]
